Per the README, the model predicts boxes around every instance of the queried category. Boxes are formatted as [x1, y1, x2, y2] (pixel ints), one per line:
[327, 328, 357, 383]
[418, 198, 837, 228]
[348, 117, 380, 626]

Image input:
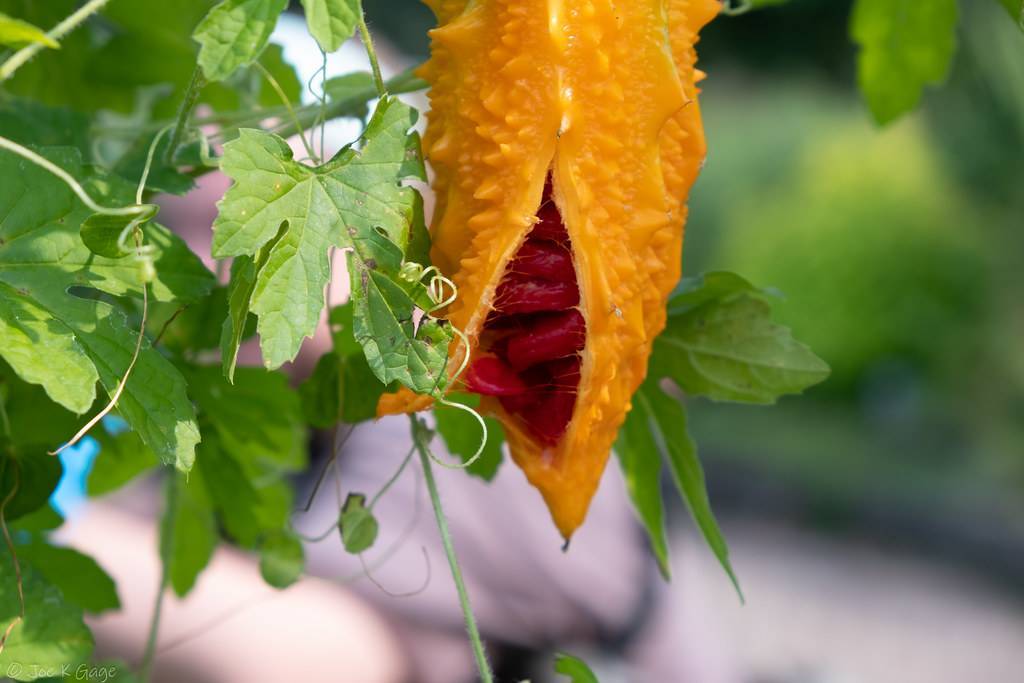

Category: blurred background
[52, 1, 1024, 682]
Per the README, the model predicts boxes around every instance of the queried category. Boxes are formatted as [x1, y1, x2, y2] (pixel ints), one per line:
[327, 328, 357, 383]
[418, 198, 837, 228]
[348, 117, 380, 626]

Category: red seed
[464, 356, 528, 396]
[505, 310, 585, 371]
[545, 356, 582, 389]
[483, 175, 584, 445]
[497, 366, 546, 413]
[498, 392, 532, 414]
[532, 201, 568, 242]
[494, 277, 579, 314]
[511, 240, 574, 282]
[518, 388, 577, 445]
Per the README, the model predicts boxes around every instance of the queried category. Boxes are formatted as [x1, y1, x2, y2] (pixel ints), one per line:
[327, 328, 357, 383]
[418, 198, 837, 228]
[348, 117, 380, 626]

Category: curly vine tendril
[399, 261, 490, 470]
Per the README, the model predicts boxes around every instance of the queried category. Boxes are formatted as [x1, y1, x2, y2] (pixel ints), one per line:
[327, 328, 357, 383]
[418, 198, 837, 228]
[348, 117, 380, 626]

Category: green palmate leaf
[653, 287, 830, 405]
[630, 381, 742, 597]
[0, 148, 213, 470]
[851, 0, 959, 125]
[0, 12, 57, 48]
[0, 449, 63, 521]
[553, 652, 600, 683]
[301, 0, 361, 52]
[340, 493, 378, 554]
[18, 541, 120, 614]
[999, 0, 1024, 29]
[433, 393, 505, 481]
[0, 552, 93, 679]
[212, 96, 423, 365]
[87, 426, 158, 497]
[160, 473, 218, 597]
[258, 530, 304, 588]
[213, 96, 452, 395]
[194, 0, 288, 82]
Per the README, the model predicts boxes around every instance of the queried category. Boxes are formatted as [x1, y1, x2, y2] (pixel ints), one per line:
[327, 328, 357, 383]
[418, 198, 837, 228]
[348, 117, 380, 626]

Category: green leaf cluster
[0, 552, 94, 680]
[616, 273, 828, 586]
[155, 364, 308, 594]
[195, 0, 361, 82]
[214, 96, 453, 396]
[0, 146, 213, 469]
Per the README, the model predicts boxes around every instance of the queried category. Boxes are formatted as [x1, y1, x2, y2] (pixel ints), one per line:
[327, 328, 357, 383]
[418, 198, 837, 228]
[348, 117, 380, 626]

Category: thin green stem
[254, 62, 317, 162]
[266, 69, 425, 144]
[317, 50, 328, 160]
[370, 446, 415, 509]
[357, 15, 387, 97]
[410, 417, 494, 683]
[141, 475, 178, 682]
[164, 66, 207, 165]
[0, 0, 112, 82]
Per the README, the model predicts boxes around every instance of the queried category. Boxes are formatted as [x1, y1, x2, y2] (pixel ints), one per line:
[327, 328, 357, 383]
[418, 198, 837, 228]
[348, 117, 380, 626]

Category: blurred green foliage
[705, 113, 991, 393]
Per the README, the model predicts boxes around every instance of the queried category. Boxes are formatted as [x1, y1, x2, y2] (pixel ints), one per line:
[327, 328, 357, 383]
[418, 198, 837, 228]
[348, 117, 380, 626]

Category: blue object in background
[50, 437, 98, 518]
[49, 416, 127, 517]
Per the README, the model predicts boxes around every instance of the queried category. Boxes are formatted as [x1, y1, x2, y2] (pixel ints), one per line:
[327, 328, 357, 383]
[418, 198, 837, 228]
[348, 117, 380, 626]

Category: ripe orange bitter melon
[380, 0, 719, 539]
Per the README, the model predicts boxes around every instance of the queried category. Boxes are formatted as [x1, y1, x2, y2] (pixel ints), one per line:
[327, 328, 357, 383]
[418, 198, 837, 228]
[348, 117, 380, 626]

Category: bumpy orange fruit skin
[380, 0, 719, 539]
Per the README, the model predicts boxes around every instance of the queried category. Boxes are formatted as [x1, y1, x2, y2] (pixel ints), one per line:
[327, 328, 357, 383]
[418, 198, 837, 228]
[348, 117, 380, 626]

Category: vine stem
[410, 417, 494, 683]
[140, 475, 178, 682]
[0, 136, 154, 218]
[0, 462, 23, 657]
[357, 15, 387, 97]
[254, 62, 317, 162]
[0, 0, 113, 82]
[164, 66, 207, 165]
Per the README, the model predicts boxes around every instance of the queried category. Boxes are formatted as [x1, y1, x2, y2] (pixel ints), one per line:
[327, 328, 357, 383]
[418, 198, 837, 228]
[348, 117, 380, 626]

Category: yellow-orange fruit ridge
[380, 0, 719, 539]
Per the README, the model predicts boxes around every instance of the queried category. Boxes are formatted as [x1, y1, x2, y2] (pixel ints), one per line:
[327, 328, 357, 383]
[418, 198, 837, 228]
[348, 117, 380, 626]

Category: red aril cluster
[465, 181, 586, 445]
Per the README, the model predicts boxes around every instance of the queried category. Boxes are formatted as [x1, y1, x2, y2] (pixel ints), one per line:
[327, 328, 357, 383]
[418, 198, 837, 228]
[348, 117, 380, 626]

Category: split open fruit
[378, 0, 720, 539]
